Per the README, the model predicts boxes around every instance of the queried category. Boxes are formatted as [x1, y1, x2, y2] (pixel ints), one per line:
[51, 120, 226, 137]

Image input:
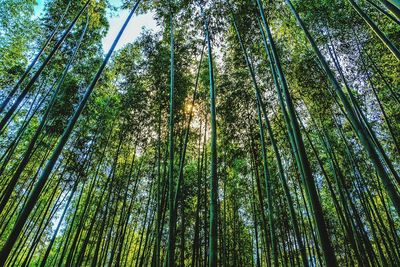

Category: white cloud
[34, 0, 45, 17]
[102, 10, 159, 52]
[34, 0, 159, 52]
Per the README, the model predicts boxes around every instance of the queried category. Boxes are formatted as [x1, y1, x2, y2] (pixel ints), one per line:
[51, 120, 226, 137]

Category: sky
[34, 0, 159, 52]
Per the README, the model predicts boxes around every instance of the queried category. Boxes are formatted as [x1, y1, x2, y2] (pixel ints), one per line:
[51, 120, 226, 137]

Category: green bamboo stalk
[348, 0, 400, 60]
[0, 0, 90, 132]
[231, 11, 308, 266]
[366, 0, 400, 25]
[204, 11, 219, 266]
[0, 0, 72, 114]
[284, 0, 400, 216]
[256, 1, 338, 265]
[379, 0, 400, 20]
[0, 0, 142, 262]
[166, 10, 176, 267]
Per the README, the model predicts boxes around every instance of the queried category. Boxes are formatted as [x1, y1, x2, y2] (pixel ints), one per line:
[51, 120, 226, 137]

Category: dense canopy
[0, 0, 399, 266]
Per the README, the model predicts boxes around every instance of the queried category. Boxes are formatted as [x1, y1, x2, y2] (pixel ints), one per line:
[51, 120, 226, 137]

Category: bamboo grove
[0, 0, 399, 266]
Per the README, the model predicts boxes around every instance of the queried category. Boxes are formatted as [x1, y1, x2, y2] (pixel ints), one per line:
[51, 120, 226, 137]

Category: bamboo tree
[0, 1, 142, 262]
[0, 0, 90, 132]
[173, 43, 204, 212]
[166, 8, 177, 267]
[231, 11, 309, 266]
[256, 100, 278, 266]
[366, 0, 400, 25]
[348, 0, 400, 60]
[378, 0, 400, 21]
[248, 132, 272, 267]
[284, 0, 400, 216]
[204, 10, 218, 267]
[255, 0, 338, 265]
[191, 120, 206, 267]
[0, 16, 89, 215]
[347, 35, 400, 154]
[0, 0, 72, 114]
[0, 0, 399, 265]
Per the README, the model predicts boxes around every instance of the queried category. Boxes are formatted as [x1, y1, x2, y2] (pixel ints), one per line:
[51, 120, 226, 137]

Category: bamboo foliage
[0, 0, 399, 266]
